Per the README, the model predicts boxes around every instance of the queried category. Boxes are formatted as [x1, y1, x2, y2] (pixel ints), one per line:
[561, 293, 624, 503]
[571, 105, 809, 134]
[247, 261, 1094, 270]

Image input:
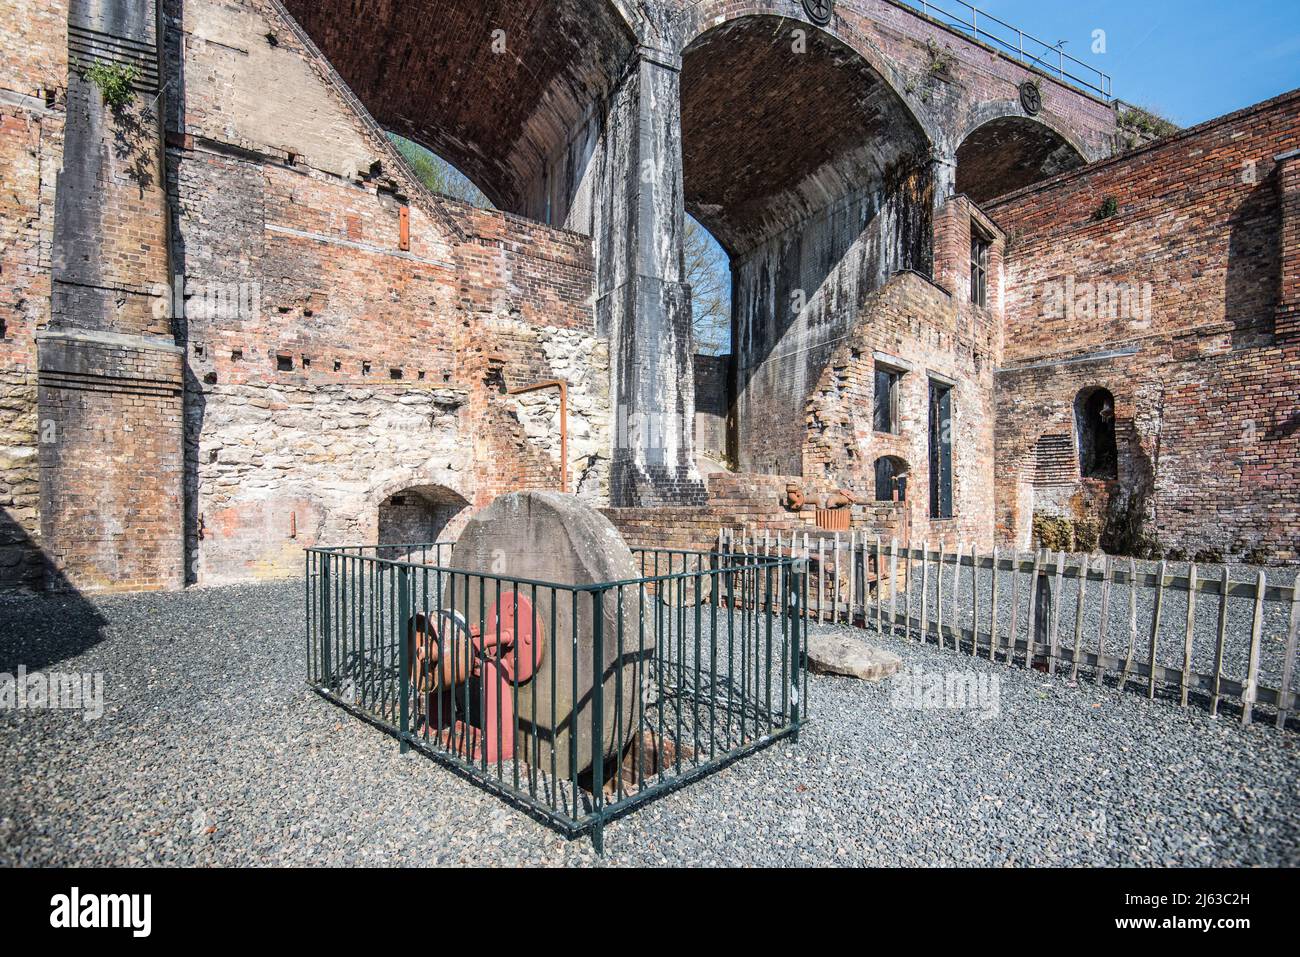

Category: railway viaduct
[281, 0, 1117, 496]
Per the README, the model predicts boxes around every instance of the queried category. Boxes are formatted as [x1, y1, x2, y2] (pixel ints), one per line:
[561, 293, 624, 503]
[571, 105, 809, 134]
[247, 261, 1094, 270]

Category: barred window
[970, 223, 991, 308]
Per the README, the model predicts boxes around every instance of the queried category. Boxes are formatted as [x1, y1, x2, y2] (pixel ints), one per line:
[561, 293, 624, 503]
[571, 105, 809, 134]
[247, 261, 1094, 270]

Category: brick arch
[678, 11, 935, 255]
[371, 470, 472, 512]
[953, 104, 1090, 205]
[955, 100, 1095, 156]
[278, 0, 637, 213]
[671, 0, 943, 152]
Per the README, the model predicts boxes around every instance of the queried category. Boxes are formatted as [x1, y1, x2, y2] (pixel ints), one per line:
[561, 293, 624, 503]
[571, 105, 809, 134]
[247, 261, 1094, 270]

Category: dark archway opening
[1075, 387, 1118, 480]
[378, 485, 470, 558]
[873, 455, 909, 502]
[956, 116, 1086, 204]
[679, 15, 932, 475]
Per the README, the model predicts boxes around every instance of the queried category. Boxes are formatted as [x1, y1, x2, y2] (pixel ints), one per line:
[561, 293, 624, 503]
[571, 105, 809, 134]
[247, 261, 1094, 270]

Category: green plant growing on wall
[1117, 105, 1179, 140]
[82, 60, 140, 109]
[926, 39, 955, 77]
[1092, 196, 1119, 222]
[1032, 514, 1074, 552]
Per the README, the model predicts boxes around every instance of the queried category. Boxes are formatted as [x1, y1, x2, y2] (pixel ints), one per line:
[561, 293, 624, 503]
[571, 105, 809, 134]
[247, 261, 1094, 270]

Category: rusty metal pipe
[507, 379, 568, 493]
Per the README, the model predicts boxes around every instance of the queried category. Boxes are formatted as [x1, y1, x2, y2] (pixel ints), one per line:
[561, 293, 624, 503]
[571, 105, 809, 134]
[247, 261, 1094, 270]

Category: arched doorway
[1074, 386, 1118, 480]
[377, 485, 470, 560]
[873, 455, 910, 502]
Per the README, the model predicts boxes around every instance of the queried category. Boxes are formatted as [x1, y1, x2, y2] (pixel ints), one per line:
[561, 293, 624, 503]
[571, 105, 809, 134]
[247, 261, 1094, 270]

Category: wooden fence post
[1210, 564, 1229, 717]
[1278, 573, 1300, 728]
[1241, 570, 1265, 726]
[1095, 556, 1111, 684]
[1071, 554, 1088, 681]
[1180, 563, 1198, 706]
[1147, 560, 1167, 699]
[989, 546, 999, 661]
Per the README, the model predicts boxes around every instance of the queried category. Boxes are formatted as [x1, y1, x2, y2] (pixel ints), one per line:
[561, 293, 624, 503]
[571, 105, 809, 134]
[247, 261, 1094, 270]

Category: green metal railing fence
[305, 543, 806, 850]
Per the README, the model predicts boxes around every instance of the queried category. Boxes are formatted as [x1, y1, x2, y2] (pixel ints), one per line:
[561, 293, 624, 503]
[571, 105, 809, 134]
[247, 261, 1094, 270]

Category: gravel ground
[1, 579, 1297, 867]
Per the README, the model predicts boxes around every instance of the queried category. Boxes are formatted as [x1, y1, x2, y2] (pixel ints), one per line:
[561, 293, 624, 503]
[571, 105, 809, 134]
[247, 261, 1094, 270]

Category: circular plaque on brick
[1019, 80, 1042, 115]
[802, 0, 833, 27]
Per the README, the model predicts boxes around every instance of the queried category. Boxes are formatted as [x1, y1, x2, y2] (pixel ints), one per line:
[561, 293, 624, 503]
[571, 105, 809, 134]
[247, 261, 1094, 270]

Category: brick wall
[166, 0, 608, 584]
[37, 333, 185, 589]
[693, 352, 729, 461]
[989, 90, 1300, 562]
[0, 0, 65, 590]
[1279, 149, 1300, 342]
[800, 223, 1000, 551]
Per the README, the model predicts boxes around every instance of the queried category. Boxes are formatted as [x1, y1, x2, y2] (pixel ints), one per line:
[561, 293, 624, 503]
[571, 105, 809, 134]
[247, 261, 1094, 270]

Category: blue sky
[951, 0, 1300, 125]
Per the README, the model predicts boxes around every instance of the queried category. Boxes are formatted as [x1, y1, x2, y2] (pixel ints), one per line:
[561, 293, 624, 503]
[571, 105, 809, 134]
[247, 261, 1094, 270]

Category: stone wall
[988, 90, 1300, 562]
[167, 0, 610, 585]
[0, 14, 61, 587]
[731, 164, 934, 474]
[692, 352, 729, 462]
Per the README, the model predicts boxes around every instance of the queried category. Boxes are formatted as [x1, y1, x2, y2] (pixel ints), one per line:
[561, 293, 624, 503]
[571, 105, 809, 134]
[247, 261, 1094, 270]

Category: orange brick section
[37, 334, 186, 591]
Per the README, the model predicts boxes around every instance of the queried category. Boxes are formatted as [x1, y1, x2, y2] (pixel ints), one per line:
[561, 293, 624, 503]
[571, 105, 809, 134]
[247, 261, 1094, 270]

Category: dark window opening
[333, 360, 342, 372]
[276, 353, 293, 371]
[362, 361, 372, 376]
[301, 355, 311, 368]
[390, 367, 403, 380]
[0, 318, 7, 339]
[970, 223, 990, 308]
[1076, 386, 1118, 479]
[929, 380, 953, 519]
[231, 348, 243, 361]
[873, 365, 903, 434]
[874, 456, 909, 502]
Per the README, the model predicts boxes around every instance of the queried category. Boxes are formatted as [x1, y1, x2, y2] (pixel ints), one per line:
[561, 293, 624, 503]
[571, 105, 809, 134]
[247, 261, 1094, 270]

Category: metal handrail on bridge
[907, 0, 1112, 100]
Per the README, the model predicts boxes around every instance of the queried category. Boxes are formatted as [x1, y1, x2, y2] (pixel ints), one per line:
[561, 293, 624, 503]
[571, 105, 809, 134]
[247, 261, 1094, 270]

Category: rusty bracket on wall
[507, 379, 569, 493]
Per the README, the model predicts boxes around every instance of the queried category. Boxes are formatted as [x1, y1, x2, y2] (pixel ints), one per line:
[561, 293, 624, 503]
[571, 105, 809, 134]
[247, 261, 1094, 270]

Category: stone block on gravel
[805, 632, 902, 681]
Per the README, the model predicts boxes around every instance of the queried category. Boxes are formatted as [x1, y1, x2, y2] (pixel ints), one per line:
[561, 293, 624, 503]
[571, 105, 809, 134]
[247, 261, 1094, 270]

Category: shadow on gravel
[0, 507, 107, 672]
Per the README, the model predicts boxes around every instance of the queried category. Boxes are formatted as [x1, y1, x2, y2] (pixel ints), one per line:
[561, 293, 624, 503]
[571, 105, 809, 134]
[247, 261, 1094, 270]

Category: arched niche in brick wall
[873, 455, 909, 502]
[378, 485, 471, 561]
[955, 114, 1087, 205]
[1074, 386, 1118, 480]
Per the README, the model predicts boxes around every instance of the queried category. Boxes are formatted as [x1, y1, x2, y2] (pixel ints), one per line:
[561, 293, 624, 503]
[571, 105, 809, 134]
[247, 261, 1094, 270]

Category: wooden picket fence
[721, 527, 1300, 729]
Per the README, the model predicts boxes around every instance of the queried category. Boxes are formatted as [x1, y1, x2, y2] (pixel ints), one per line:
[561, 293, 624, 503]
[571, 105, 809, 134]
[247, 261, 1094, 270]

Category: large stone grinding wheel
[447, 492, 650, 779]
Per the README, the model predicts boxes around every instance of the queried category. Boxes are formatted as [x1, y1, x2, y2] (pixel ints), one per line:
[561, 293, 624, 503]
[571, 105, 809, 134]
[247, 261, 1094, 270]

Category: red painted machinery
[406, 592, 544, 763]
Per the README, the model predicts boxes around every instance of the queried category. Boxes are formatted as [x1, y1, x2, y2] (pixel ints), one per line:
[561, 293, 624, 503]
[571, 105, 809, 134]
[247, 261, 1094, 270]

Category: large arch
[955, 108, 1089, 204]
[679, 14, 934, 475]
[279, 0, 636, 220]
